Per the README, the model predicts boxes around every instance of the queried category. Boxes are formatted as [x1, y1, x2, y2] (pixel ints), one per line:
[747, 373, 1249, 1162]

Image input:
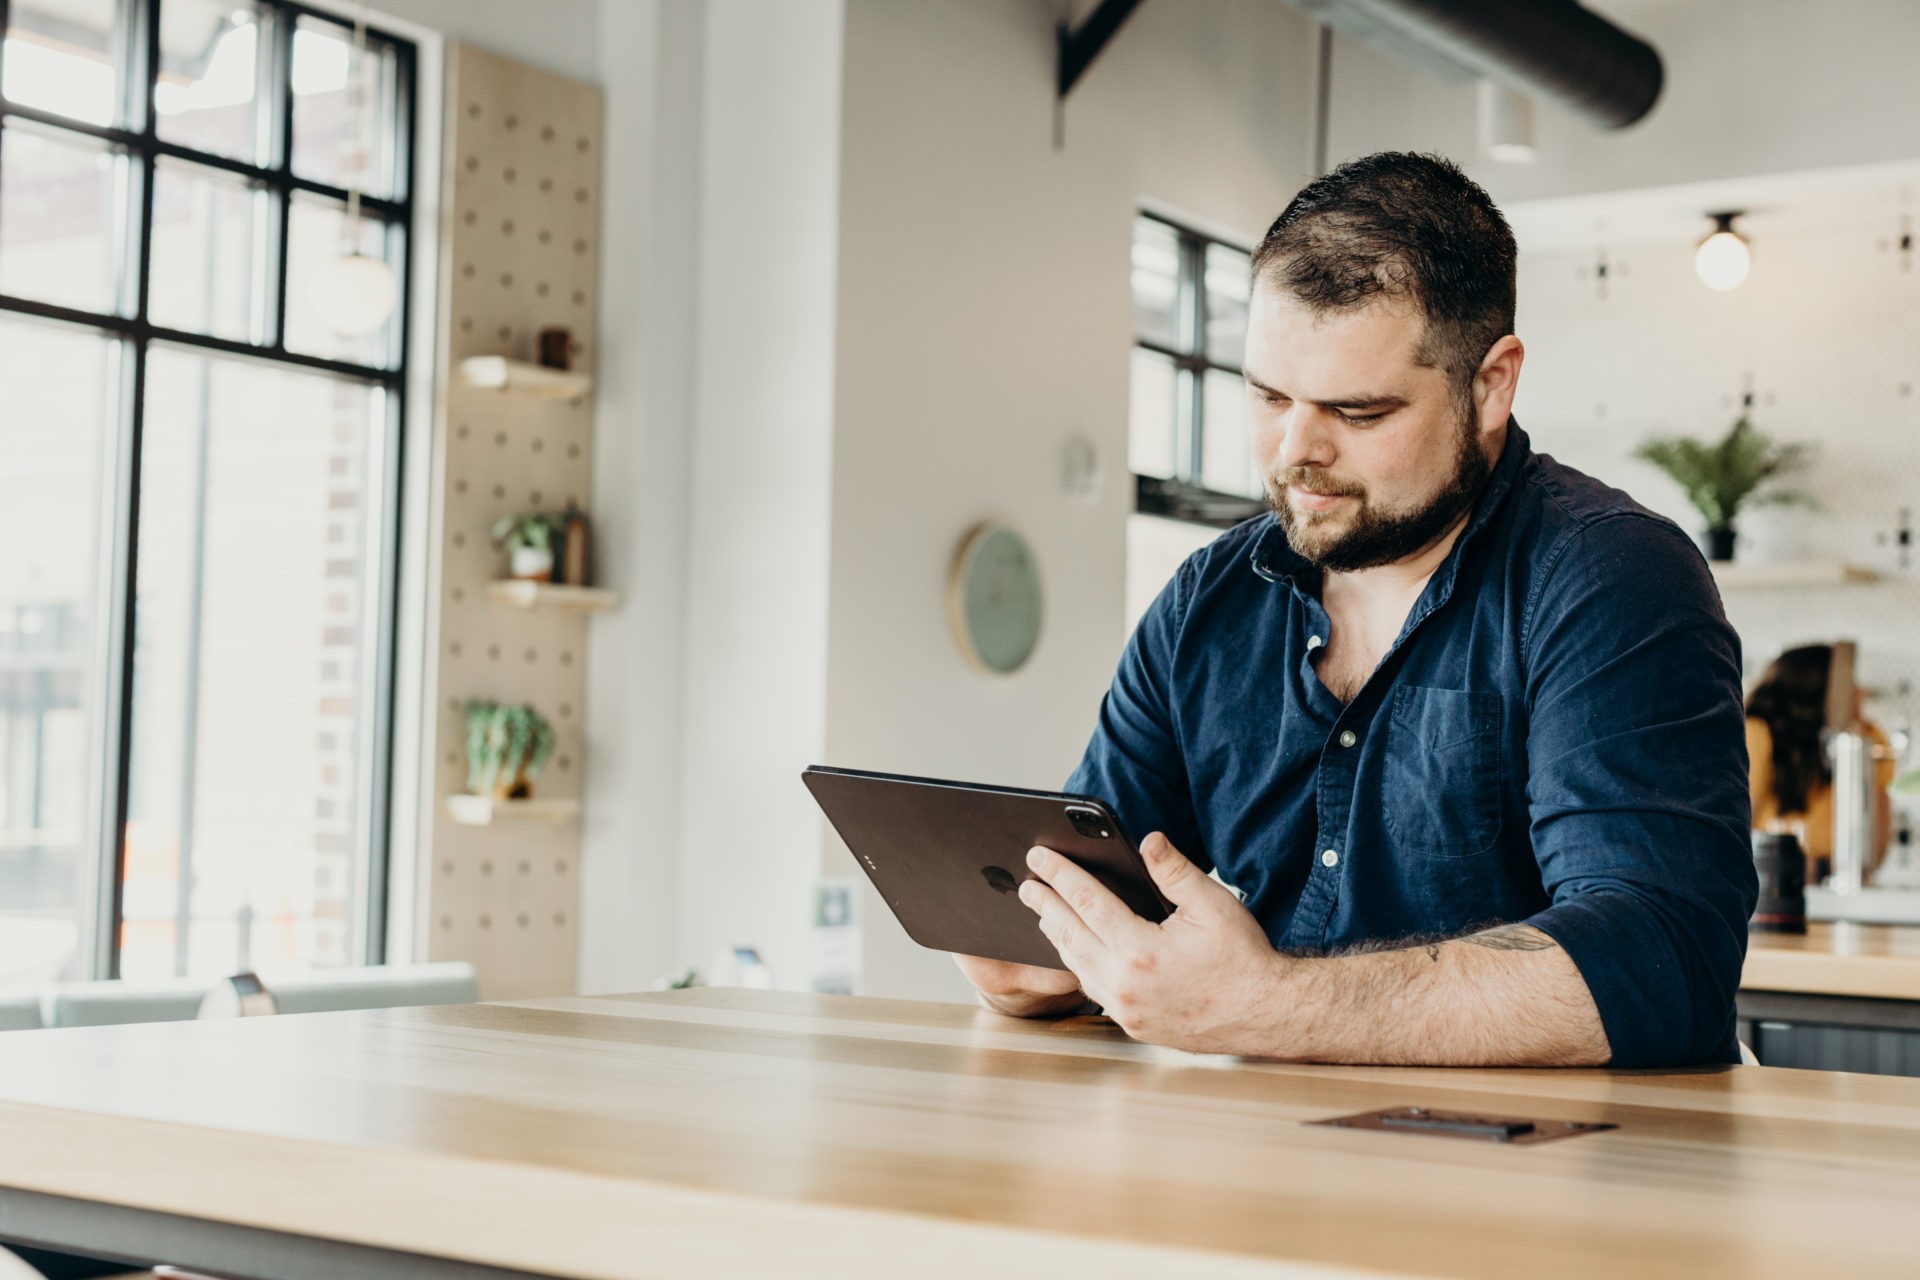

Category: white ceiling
[1505, 157, 1920, 255]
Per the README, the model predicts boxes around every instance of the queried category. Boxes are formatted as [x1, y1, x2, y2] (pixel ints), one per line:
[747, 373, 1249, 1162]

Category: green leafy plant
[1632, 415, 1815, 533]
[654, 966, 702, 990]
[463, 701, 557, 798]
[490, 512, 563, 553]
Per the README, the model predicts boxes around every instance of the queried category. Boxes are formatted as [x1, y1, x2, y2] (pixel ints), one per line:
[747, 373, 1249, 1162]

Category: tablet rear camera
[1065, 806, 1112, 840]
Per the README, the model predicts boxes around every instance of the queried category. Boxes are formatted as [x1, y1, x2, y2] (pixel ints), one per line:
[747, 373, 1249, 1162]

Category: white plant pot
[510, 546, 554, 580]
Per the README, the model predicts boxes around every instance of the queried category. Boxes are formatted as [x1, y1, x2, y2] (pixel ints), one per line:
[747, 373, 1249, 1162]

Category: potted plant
[491, 512, 563, 581]
[1633, 414, 1815, 561]
[463, 701, 557, 800]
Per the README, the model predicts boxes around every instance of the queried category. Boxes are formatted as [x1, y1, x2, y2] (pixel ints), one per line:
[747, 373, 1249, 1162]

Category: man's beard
[1265, 403, 1493, 573]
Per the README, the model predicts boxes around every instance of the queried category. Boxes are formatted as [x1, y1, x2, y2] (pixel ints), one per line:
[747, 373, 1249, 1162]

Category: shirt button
[1306, 635, 1324, 651]
[1321, 848, 1340, 868]
[1338, 730, 1357, 748]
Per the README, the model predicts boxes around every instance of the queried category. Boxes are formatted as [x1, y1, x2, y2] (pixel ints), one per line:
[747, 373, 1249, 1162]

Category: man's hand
[1019, 832, 1609, 1065]
[1018, 831, 1287, 1053]
[950, 953, 1090, 1018]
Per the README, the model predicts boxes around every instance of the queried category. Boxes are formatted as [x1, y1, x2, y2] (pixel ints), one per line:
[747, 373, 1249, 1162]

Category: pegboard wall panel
[418, 43, 603, 998]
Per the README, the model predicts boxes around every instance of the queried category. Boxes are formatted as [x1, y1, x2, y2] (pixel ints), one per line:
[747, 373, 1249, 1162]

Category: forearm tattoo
[1460, 923, 1559, 952]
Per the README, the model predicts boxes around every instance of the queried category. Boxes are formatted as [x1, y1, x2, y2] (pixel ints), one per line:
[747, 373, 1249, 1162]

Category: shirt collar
[1249, 417, 1531, 595]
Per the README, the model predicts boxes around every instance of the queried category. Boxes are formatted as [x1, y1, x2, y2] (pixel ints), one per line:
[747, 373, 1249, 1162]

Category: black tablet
[801, 765, 1172, 971]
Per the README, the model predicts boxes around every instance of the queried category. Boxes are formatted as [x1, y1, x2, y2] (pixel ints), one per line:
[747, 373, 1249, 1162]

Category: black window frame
[0, 0, 418, 977]
[1132, 210, 1266, 529]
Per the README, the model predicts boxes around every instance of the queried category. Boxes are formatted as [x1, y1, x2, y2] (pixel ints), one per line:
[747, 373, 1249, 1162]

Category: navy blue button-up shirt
[1067, 422, 1756, 1068]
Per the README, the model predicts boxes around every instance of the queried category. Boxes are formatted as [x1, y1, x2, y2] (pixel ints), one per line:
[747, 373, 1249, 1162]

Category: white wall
[1506, 163, 1920, 751]
[665, 0, 847, 990]
[1324, 0, 1920, 204]
[1318, 0, 1920, 719]
[577, 0, 704, 994]
[573, 0, 1318, 998]
[1315, 0, 1920, 872]
[364, 0, 601, 82]
[824, 0, 1315, 998]
[384, 0, 1920, 993]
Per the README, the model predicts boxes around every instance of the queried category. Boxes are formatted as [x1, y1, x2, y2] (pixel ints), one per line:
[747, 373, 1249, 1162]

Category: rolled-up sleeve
[1065, 560, 1211, 872]
[1520, 514, 1756, 1068]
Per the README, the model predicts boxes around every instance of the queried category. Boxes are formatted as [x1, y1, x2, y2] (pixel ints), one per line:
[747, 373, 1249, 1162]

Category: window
[1129, 212, 1266, 527]
[0, 0, 416, 984]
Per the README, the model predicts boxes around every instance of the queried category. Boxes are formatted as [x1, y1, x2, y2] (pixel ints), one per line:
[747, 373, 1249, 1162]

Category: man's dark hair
[1252, 152, 1516, 400]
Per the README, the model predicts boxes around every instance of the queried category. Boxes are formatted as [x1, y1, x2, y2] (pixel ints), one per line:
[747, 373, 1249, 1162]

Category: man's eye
[1335, 411, 1383, 426]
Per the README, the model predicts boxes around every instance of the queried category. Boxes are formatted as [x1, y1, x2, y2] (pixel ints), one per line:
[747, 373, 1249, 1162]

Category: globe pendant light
[1695, 211, 1751, 291]
[312, 0, 397, 336]
[312, 250, 398, 335]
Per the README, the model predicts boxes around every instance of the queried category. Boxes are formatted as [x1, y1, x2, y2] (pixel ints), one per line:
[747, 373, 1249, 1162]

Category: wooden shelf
[458, 356, 592, 401]
[485, 580, 619, 612]
[1709, 559, 1880, 589]
[444, 796, 580, 827]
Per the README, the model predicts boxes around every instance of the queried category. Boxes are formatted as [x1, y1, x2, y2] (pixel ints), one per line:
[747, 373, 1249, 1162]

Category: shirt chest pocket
[1380, 686, 1505, 858]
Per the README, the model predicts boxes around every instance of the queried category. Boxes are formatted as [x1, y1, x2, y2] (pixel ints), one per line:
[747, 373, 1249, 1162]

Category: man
[956, 152, 1756, 1069]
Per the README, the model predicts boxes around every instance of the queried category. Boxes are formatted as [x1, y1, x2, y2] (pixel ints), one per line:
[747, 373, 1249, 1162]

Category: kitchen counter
[1806, 885, 1920, 926]
[6, 988, 1920, 1278]
[1742, 922, 1920, 1000]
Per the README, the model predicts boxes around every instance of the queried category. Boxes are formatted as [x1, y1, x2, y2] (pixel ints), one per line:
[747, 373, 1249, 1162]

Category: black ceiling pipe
[1329, 0, 1664, 128]
[1058, 0, 1148, 99]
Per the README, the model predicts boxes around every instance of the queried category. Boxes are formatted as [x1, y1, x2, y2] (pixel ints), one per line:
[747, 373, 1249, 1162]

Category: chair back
[40, 979, 209, 1029]
[0, 994, 42, 1033]
[267, 962, 479, 1014]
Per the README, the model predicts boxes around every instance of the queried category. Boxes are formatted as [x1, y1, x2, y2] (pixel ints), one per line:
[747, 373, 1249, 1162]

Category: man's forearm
[1246, 924, 1611, 1066]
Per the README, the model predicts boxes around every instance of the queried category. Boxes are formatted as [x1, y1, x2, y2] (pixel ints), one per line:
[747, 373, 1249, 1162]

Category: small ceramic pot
[510, 546, 554, 581]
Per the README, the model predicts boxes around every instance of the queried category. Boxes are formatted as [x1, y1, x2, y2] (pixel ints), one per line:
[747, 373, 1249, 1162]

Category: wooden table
[1744, 922, 1920, 1000]
[3, 989, 1920, 1279]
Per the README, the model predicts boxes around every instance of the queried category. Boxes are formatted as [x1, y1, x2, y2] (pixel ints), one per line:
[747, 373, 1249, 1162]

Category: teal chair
[263, 962, 479, 1015]
[39, 963, 480, 1029]
[39, 978, 210, 1028]
[0, 994, 42, 1032]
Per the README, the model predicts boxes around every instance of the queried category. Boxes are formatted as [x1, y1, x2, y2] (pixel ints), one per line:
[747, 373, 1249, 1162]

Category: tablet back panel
[802, 766, 1170, 971]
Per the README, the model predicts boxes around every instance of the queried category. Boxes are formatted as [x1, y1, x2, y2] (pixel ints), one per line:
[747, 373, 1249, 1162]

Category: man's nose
[1274, 407, 1336, 473]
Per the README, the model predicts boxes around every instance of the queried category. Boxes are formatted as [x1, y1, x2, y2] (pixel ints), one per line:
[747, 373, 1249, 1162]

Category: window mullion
[270, 6, 295, 350]
[96, 336, 143, 980]
[93, 0, 162, 979]
[3, 0, 415, 984]
[1182, 233, 1208, 483]
[362, 36, 421, 964]
[129, 0, 156, 322]
[122, 0, 151, 135]
[0, 0, 11, 105]
[0, 0, 6, 251]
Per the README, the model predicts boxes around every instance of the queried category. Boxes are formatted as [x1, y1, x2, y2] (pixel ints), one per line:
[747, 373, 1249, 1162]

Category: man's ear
[1473, 335, 1525, 435]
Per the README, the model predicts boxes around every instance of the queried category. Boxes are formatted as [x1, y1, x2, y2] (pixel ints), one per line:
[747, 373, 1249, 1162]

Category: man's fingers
[951, 952, 1081, 999]
[1017, 875, 1106, 975]
[1139, 832, 1226, 911]
[1025, 845, 1152, 945]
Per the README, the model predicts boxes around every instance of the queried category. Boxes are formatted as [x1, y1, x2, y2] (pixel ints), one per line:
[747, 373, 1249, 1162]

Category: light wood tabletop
[1743, 922, 1920, 1000]
[3, 988, 1920, 1279]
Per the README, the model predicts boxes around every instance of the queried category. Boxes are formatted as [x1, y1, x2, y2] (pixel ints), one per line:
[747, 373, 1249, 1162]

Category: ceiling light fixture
[312, 0, 398, 337]
[1695, 211, 1751, 291]
[1477, 80, 1536, 165]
